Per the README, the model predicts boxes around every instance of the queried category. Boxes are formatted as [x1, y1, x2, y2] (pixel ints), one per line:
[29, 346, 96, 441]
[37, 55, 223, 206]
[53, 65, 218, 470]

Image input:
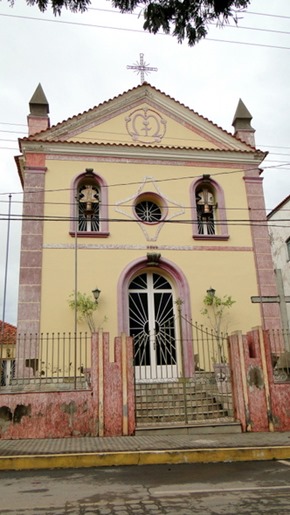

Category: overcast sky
[0, 0, 290, 325]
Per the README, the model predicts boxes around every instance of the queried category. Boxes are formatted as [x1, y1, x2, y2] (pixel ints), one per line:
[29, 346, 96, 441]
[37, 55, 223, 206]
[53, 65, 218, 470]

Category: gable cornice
[24, 84, 255, 153]
[19, 140, 266, 166]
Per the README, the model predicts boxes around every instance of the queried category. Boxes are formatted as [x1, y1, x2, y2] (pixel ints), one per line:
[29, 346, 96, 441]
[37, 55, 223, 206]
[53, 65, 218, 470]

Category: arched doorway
[128, 271, 178, 380]
[117, 255, 194, 380]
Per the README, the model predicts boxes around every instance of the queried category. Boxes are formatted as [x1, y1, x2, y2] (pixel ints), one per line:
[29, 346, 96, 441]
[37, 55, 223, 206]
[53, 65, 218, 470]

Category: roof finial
[28, 83, 50, 136]
[232, 99, 256, 147]
[127, 53, 158, 84]
[29, 83, 49, 116]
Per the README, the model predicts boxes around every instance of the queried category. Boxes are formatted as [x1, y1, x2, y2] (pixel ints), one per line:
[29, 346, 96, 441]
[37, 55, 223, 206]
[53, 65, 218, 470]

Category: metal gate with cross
[130, 302, 234, 426]
[129, 272, 180, 381]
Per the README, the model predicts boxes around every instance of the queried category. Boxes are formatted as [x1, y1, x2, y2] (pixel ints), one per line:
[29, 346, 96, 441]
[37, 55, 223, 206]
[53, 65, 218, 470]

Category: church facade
[15, 83, 280, 382]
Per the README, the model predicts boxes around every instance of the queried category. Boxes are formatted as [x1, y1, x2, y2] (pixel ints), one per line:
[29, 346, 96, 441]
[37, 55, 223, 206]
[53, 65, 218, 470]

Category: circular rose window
[135, 199, 162, 223]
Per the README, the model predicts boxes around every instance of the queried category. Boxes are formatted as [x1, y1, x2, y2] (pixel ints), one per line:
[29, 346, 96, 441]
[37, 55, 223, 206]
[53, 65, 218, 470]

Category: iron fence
[0, 332, 91, 391]
[268, 328, 290, 383]
[191, 322, 229, 373]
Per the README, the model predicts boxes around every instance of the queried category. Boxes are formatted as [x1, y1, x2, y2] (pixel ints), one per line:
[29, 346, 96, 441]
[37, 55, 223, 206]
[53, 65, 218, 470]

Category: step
[136, 407, 229, 417]
[137, 409, 234, 422]
[136, 397, 232, 411]
[135, 385, 212, 397]
[135, 386, 231, 399]
[135, 379, 233, 425]
[136, 392, 228, 403]
[136, 398, 231, 410]
[136, 374, 215, 387]
[136, 420, 242, 436]
[135, 382, 214, 392]
[137, 409, 230, 423]
[136, 403, 228, 413]
[136, 391, 228, 401]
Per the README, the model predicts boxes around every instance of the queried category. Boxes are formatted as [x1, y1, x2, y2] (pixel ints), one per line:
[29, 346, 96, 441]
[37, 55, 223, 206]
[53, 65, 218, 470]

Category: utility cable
[1, 12, 290, 50]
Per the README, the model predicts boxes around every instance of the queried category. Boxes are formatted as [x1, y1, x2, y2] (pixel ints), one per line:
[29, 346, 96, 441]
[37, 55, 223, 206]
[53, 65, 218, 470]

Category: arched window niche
[117, 255, 194, 378]
[191, 175, 229, 240]
[70, 169, 109, 238]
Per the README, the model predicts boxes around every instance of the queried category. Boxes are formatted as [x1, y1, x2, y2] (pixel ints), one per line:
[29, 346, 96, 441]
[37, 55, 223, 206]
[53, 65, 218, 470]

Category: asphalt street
[1, 460, 290, 514]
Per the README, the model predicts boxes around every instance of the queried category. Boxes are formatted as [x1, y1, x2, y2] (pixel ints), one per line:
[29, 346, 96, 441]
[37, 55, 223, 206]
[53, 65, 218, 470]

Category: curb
[1, 446, 290, 471]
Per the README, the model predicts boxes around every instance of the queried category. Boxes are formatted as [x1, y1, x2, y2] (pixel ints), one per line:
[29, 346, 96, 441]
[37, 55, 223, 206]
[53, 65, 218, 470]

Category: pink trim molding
[117, 255, 194, 377]
[70, 170, 109, 236]
[190, 176, 229, 239]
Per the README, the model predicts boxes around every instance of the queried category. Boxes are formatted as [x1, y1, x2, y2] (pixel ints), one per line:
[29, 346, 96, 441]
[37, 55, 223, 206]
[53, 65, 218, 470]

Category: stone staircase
[135, 379, 241, 434]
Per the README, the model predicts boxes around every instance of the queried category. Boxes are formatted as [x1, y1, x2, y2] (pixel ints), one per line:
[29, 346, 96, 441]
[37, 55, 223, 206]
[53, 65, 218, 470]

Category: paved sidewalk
[1, 431, 290, 470]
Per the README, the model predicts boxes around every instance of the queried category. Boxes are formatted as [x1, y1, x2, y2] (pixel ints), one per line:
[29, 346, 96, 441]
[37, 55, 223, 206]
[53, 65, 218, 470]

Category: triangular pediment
[24, 84, 256, 152]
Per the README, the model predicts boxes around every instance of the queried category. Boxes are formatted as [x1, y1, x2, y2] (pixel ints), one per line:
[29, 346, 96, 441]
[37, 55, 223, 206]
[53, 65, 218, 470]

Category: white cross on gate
[127, 53, 158, 84]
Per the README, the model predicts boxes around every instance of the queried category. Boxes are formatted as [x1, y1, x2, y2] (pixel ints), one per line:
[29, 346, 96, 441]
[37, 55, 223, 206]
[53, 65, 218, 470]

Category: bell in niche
[196, 187, 215, 215]
[79, 184, 99, 214]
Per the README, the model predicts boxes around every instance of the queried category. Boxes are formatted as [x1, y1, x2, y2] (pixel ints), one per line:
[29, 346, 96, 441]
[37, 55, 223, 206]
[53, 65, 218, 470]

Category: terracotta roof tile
[19, 138, 266, 157]
[0, 321, 16, 345]
[21, 83, 259, 152]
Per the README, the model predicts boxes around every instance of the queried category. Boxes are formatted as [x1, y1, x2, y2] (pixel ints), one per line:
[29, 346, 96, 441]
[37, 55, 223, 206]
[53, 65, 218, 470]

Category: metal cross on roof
[127, 53, 158, 84]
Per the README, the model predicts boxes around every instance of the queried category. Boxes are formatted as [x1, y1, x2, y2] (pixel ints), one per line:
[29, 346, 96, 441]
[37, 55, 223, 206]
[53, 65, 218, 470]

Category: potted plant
[68, 291, 101, 333]
[201, 288, 235, 393]
[68, 290, 107, 386]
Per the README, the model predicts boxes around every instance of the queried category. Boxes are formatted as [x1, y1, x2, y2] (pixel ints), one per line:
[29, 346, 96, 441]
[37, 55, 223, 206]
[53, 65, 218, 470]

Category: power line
[87, 5, 290, 35]
[1, 129, 290, 156]
[85, 5, 290, 24]
[0, 213, 288, 230]
[258, 144, 290, 150]
[214, 23, 290, 37]
[0, 147, 19, 151]
[0, 163, 280, 197]
[1, 196, 288, 212]
[206, 37, 290, 51]
[241, 10, 290, 21]
[6, 149, 289, 166]
[0, 163, 288, 211]
[0, 122, 27, 127]
[87, 5, 290, 23]
[0, 130, 26, 135]
[2, 12, 290, 51]
[1, 124, 290, 154]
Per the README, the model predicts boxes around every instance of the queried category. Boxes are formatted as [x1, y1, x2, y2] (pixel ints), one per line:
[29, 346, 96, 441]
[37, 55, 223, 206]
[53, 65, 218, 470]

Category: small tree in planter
[68, 291, 104, 333]
[201, 289, 235, 394]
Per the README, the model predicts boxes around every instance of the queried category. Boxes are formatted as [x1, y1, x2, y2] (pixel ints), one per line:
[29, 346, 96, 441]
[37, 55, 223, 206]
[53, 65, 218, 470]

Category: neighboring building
[14, 83, 281, 381]
[267, 195, 290, 331]
[0, 321, 16, 386]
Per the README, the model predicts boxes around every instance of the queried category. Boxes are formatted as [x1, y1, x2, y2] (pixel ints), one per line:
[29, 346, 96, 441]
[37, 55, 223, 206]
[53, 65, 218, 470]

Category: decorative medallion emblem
[125, 108, 167, 144]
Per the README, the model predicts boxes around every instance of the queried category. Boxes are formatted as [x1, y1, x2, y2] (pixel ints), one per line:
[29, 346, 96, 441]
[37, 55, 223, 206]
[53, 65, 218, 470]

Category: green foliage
[68, 291, 99, 333]
[201, 291, 235, 362]
[25, 0, 91, 15]
[113, 0, 251, 46]
[202, 292, 235, 311]
[9, 0, 251, 46]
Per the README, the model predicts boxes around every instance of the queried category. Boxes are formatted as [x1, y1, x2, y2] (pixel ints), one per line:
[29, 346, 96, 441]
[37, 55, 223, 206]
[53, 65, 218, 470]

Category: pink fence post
[229, 328, 274, 432]
[103, 333, 135, 436]
[228, 331, 250, 432]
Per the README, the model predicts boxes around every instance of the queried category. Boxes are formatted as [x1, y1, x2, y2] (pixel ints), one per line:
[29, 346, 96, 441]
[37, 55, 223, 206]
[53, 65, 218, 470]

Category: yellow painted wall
[43, 159, 252, 247]
[40, 155, 261, 336]
[40, 245, 260, 335]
